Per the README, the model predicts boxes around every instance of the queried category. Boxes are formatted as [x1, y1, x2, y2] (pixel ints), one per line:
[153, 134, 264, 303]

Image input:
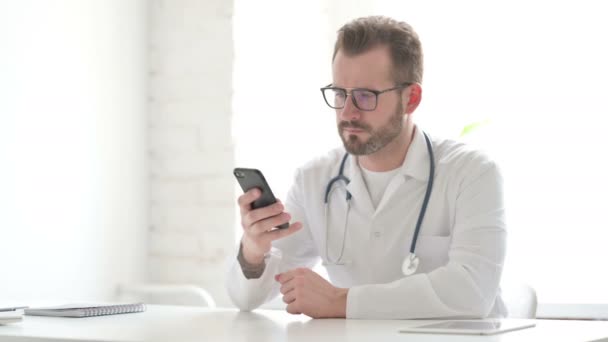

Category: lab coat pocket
[413, 235, 452, 273]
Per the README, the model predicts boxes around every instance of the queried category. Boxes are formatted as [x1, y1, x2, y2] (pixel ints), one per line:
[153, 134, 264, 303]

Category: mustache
[339, 121, 371, 132]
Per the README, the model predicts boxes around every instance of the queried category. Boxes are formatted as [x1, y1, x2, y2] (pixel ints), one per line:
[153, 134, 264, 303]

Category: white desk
[1, 305, 608, 342]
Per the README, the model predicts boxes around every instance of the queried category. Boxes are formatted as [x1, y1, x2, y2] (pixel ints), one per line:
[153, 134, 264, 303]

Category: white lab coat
[226, 127, 507, 319]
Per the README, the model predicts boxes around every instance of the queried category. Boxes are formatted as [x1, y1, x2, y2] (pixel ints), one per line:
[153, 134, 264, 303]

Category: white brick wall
[148, 0, 235, 306]
[1, 0, 148, 304]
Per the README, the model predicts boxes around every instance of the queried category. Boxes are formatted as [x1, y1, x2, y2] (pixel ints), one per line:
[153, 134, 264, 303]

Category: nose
[338, 94, 361, 121]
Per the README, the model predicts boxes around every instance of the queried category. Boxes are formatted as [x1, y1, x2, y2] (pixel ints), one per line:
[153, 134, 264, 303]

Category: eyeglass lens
[325, 88, 377, 111]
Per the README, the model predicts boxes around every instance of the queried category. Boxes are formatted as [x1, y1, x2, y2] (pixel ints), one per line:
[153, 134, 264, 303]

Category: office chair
[115, 283, 216, 308]
[501, 283, 537, 318]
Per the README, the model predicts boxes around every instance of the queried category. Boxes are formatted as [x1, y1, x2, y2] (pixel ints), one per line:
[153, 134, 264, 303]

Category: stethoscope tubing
[409, 132, 435, 254]
[323, 131, 435, 269]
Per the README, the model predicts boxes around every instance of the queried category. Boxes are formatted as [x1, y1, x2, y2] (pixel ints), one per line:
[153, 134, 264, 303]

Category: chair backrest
[501, 283, 537, 318]
[116, 283, 216, 308]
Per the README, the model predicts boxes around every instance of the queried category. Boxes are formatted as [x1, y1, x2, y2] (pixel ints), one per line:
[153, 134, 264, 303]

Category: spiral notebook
[24, 303, 145, 318]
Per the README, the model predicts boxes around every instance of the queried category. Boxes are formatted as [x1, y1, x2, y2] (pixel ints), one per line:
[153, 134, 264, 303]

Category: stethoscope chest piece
[401, 252, 419, 276]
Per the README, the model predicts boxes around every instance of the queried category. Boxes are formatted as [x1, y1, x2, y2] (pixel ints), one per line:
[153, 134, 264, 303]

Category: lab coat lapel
[345, 157, 375, 218]
[375, 127, 430, 213]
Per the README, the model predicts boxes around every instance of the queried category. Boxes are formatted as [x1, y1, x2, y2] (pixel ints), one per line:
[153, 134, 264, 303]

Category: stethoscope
[323, 131, 435, 276]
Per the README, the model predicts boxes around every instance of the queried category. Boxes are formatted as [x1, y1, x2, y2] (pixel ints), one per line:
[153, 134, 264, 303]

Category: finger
[275, 266, 302, 285]
[279, 280, 295, 295]
[286, 302, 301, 315]
[265, 221, 303, 241]
[249, 212, 291, 235]
[238, 189, 261, 216]
[242, 202, 285, 228]
[282, 290, 296, 304]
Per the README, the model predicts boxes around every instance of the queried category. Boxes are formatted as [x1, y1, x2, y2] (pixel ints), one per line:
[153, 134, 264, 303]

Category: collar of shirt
[343, 125, 432, 187]
[399, 125, 432, 182]
[342, 125, 432, 215]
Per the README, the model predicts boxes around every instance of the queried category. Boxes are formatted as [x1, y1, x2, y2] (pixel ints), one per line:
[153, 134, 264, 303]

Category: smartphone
[233, 167, 290, 229]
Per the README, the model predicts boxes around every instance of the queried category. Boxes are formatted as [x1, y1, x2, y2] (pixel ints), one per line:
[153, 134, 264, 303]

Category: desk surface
[1, 305, 608, 342]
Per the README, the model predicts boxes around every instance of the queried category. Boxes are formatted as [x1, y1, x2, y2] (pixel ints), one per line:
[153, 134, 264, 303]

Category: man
[226, 15, 507, 319]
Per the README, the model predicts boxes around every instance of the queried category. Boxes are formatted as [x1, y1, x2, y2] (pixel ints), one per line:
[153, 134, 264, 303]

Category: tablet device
[399, 319, 536, 335]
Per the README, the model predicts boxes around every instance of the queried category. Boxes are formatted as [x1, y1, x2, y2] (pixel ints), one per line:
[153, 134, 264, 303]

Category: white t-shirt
[360, 166, 400, 209]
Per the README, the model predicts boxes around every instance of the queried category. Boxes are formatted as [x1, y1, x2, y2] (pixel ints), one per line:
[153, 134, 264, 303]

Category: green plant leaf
[460, 119, 490, 137]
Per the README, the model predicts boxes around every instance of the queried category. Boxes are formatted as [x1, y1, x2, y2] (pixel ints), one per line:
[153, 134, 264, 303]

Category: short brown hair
[332, 16, 423, 84]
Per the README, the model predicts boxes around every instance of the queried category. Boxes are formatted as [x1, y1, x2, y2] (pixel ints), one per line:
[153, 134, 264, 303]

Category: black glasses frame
[320, 82, 413, 111]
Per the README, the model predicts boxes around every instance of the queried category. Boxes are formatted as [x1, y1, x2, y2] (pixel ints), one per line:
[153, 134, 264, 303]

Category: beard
[338, 103, 404, 155]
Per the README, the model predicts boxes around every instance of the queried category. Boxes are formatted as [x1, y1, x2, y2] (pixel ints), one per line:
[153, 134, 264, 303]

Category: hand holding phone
[234, 167, 302, 266]
[233, 168, 289, 229]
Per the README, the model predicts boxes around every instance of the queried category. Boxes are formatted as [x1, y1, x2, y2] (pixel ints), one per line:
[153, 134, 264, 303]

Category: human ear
[403, 83, 422, 114]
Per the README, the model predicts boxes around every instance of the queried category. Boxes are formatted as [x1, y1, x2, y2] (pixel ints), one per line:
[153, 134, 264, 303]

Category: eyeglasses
[320, 82, 413, 111]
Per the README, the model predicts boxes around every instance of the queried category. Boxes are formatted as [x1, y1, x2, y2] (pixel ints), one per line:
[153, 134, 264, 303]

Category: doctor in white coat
[226, 16, 507, 319]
